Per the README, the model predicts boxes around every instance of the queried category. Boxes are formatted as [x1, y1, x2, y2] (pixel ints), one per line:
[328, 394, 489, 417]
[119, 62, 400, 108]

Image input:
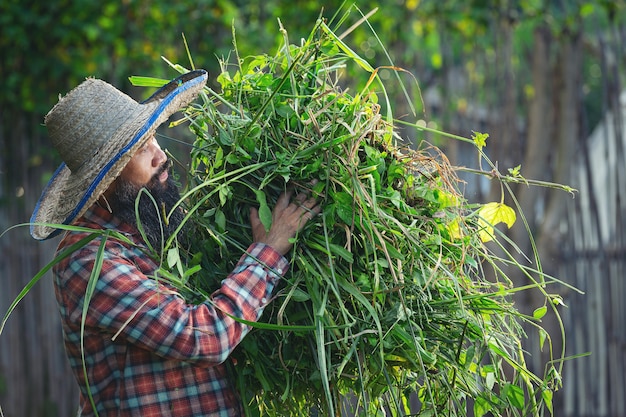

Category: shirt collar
[79, 203, 141, 239]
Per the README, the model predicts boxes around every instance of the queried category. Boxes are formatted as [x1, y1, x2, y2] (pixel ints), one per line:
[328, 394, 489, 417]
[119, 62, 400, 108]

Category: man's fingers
[274, 183, 321, 223]
[303, 197, 320, 213]
[275, 189, 294, 209]
[293, 190, 310, 205]
[299, 198, 321, 221]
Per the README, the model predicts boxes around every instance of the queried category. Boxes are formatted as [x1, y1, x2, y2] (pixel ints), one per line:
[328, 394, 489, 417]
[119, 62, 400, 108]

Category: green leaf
[218, 185, 230, 206]
[167, 247, 179, 269]
[504, 384, 525, 409]
[213, 146, 224, 170]
[330, 191, 355, 225]
[542, 388, 554, 415]
[327, 242, 354, 263]
[219, 128, 234, 147]
[508, 164, 522, 177]
[255, 190, 272, 231]
[472, 131, 489, 150]
[215, 209, 226, 232]
[551, 294, 565, 306]
[533, 305, 548, 320]
[539, 328, 548, 350]
[255, 73, 275, 88]
[461, 346, 475, 369]
[276, 104, 294, 117]
[474, 396, 491, 417]
[290, 288, 311, 302]
[485, 370, 496, 390]
[128, 76, 168, 88]
[306, 240, 354, 264]
[167, 247, 184, 277]
[181, 264, 201, 280]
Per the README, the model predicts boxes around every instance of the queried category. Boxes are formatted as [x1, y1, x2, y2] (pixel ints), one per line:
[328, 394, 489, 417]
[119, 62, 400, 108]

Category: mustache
[152, 159, 172, 182]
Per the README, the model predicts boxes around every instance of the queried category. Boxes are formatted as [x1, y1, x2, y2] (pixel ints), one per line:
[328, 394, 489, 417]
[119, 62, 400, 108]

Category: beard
[107, 161, 185, 250]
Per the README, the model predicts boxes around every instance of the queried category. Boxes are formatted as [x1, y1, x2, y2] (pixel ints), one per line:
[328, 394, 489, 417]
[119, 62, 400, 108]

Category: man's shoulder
[59, 205, 141, 248]
[55, 225, 157, 279]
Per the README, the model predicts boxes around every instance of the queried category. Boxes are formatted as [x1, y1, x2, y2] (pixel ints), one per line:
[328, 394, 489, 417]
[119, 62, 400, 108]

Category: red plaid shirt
[53, 204, 288, 416]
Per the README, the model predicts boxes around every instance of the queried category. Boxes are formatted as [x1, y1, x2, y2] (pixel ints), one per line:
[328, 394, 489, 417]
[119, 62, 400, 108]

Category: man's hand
[250, 186, 321, 255]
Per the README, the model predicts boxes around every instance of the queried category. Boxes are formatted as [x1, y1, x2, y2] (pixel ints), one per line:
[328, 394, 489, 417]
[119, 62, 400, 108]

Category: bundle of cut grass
[141, 14, 565, 417]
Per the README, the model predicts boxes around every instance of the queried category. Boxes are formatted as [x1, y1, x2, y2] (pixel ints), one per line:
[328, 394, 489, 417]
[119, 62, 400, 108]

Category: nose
[152, 139, 167, 168]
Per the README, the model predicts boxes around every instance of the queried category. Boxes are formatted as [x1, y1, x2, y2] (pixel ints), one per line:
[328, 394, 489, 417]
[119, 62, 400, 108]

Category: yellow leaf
[447, 217, 463, 240]
[439, 191, 460, 208]
[477, 202, 516, 242]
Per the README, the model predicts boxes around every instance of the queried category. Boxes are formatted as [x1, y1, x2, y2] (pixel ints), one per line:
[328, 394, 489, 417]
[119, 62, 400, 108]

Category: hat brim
[30, 69, 208, 240]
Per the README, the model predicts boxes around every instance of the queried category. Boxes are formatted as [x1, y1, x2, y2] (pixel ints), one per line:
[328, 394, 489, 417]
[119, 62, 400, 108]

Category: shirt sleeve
[55, 235, 289, 366]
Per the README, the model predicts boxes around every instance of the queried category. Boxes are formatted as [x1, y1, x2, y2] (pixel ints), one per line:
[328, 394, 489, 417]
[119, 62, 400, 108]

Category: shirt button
[261, 298, 268, 304]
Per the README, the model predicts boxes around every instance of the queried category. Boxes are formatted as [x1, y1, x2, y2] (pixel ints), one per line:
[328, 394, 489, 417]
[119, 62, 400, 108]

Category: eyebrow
[140, 136, 155, 149]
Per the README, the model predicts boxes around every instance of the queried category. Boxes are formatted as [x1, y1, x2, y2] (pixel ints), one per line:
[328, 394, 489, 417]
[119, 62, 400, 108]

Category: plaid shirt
[53, 204, 288, 416]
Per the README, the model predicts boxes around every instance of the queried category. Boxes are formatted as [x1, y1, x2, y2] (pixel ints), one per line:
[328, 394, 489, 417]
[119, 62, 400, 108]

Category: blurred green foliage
[0, 0, 622, 187]
[1, 0, 621, 119]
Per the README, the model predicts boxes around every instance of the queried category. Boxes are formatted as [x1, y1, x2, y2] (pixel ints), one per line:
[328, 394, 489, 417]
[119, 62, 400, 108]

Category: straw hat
[30, 69, 208, 240]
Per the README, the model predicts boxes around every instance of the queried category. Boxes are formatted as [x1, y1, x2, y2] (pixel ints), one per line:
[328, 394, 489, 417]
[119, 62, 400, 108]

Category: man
[30, 69, 320, 416]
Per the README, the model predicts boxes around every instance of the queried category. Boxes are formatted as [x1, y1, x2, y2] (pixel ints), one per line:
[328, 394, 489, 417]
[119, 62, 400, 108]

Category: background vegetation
[1, 0, 624, 416]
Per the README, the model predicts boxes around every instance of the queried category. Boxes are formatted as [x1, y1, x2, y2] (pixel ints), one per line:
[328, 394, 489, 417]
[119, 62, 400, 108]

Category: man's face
[106, 135, 185, 249]
[119, 135, 170, 188]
